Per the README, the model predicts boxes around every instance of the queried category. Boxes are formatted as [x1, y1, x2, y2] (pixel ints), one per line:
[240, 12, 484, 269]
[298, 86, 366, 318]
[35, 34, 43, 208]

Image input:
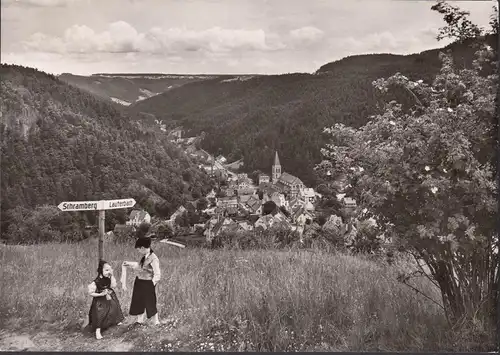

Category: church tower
[272, 151, 281, 183]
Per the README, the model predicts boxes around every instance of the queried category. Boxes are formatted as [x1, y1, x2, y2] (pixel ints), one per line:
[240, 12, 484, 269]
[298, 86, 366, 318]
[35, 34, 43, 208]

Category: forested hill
[129, 35, 497, 187]
[0, 64, 213, 242]
[58, 73, 234, 107]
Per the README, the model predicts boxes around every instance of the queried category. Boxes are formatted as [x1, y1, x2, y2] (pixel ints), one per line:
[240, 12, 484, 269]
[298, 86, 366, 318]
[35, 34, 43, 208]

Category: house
[168, 127, 183, 141]
[237, 179, 251, 188]
[299, 188, 316, 204]
[217, 196, 238, 208]
[216, 155, 227, 164]
[238, 195, 259, 213]
[343, 197, 357, 209]
[270, 192, 287, 208]
[258, 174, 270, 185]
[127, 210, 151, 226]
[247, 199, 263, 215]
[336, 193, 346, 201]
[276, 172, 305, 198]
[202, 207, 217, 216]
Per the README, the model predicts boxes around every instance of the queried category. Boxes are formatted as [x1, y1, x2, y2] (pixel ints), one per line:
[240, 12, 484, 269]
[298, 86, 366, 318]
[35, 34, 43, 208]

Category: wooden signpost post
[58, 198, 136, 260]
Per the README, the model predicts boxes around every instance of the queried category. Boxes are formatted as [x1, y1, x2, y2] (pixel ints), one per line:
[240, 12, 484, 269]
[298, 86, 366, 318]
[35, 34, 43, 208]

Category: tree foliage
[0, 64, 211, 242]
[431, 0, 498, 43]
[318, 41, 498, 331]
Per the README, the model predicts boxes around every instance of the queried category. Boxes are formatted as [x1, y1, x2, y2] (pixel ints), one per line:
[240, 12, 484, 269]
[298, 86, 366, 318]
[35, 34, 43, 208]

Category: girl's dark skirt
[129, 277, 157, 318]
[88, 290, 125, 332]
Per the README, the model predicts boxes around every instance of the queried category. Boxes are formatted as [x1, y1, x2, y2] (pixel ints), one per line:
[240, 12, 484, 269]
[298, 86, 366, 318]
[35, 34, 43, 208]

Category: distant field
[0, 240, 488, 351]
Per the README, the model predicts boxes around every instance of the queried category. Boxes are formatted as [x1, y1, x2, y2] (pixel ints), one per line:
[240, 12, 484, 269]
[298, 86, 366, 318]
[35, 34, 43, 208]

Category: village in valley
[111, 126, 363, 246]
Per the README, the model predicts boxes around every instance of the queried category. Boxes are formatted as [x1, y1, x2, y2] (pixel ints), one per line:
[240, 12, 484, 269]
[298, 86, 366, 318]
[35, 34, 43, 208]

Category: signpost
[58, 198, 136, 260]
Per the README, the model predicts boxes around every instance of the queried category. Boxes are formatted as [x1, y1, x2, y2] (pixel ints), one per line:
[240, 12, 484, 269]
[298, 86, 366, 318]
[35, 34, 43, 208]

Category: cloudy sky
[1, 0, 495, 75]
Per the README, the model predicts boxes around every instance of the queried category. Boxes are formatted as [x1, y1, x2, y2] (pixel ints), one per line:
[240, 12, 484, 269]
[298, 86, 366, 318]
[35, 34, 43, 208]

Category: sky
[1, 0, 496, 75]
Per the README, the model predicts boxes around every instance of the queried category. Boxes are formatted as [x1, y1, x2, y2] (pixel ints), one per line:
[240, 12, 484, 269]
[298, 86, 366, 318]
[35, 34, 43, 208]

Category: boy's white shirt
[121, 254, 161, 290]
[151, 257, 161, 285]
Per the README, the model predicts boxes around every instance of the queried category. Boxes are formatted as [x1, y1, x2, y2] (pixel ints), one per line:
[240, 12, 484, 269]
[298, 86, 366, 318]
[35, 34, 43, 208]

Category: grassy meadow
[0, 239, 487, 351]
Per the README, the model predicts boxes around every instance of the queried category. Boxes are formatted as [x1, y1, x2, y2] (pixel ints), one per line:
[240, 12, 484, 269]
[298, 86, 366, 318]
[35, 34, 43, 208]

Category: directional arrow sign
[58, 200, 99, 212]
[100, 198, 136, 210]
[57, 198, 136, 211]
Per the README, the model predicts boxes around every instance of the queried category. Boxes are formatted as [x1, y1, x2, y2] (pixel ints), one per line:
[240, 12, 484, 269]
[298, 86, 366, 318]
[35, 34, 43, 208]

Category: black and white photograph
[0, 0, 498, 352]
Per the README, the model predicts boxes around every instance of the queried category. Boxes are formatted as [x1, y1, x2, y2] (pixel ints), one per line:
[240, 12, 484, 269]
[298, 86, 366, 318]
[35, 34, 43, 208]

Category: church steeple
[272, 151, 281, 183]
[274, 151, 280, 166]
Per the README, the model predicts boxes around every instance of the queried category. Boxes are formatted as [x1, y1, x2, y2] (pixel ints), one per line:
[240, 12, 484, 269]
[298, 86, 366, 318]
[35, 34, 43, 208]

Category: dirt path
[0, 317, 192, 352]
[0, 315, 249, 352]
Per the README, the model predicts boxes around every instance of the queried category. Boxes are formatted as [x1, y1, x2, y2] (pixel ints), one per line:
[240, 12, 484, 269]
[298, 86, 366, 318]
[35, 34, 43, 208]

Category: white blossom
[431, 187, 438, 194]
[447, 108, 453, 112]
[425, 166, 430, 171]
[389, 120, 396, 126]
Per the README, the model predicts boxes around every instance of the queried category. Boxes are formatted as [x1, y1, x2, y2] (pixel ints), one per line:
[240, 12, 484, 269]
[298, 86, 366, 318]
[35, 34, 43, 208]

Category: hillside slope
[129, 36, 497, 186]
[58, 73, 256, 107]
[0, 64, 212, 241]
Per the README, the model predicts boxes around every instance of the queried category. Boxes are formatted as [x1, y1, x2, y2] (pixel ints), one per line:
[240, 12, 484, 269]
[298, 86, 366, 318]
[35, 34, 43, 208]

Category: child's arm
[88, 282, 107, 297]
[151, 255, 161, 286]
[123, 261, 139, 269]
[110, 275, 117, 288]
[121, 264, 127, 291]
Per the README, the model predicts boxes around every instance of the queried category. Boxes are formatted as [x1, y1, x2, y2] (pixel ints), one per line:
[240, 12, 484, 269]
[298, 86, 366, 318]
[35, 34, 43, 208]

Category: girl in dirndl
[87, 260, 125, 339]
[122, 236, 161, 325]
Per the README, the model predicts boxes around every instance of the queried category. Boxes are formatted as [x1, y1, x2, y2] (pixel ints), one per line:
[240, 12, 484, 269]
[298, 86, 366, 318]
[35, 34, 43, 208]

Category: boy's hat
[135, 236, 151, 248]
